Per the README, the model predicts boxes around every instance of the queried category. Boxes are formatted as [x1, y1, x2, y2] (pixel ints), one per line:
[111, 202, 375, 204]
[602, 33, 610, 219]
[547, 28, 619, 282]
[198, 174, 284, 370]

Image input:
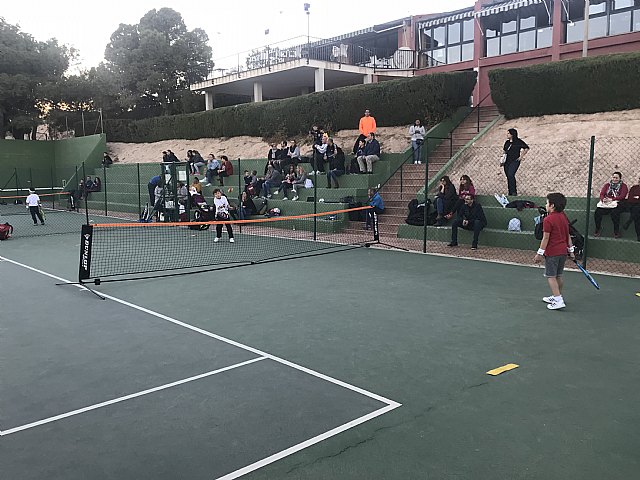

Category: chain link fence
[379, 136, 640, 277]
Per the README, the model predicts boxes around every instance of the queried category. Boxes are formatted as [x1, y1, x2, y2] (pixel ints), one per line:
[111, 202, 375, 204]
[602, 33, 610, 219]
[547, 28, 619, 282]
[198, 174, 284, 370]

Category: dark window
[419, 15, 475, 67]
[483, 4, 555, 56]
[565, 0, 638, 42]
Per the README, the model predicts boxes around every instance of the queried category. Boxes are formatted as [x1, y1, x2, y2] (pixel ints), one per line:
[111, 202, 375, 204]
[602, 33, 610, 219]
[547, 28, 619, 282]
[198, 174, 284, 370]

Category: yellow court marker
[487, 363, 519, 376]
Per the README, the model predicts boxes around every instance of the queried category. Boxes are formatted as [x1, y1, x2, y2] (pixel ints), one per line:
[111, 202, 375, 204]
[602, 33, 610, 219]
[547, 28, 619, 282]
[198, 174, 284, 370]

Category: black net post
[137, 163, 142, 218]
[29, 168, 33, 191]
[103, 164, 108, 216]
[582, 135, 596, 269]
[14, 167, 19, 198]
[82, 162, 89, 225]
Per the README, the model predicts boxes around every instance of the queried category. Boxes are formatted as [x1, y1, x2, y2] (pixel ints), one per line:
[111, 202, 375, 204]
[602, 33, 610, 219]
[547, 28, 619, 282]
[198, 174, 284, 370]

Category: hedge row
[489, 51, 640, 119]
[100, 71, 476, 143]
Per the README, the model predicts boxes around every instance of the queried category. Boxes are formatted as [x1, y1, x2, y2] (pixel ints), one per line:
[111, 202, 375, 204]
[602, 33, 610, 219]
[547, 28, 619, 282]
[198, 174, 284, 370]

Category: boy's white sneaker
[229, 238, 235, 243]
[547, 300, 566, 310]
[291, 195, 299, 201]
[214, 237, 219, 243]
[542, 296, 554, 304]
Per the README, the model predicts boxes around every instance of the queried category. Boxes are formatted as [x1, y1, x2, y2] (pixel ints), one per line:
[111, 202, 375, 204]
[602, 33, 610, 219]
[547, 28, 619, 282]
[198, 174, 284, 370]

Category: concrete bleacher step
[397, 224, 640, 263]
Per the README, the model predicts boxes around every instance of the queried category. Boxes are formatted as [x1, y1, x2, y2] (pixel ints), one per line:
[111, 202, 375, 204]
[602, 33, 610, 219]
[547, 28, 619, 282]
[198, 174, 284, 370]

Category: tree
[0, 18, 73, 138]
[103, 8, 212, 116]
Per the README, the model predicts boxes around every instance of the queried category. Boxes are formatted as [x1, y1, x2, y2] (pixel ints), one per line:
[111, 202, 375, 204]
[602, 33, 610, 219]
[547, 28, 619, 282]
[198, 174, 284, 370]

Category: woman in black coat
[434, 175, 457, 226]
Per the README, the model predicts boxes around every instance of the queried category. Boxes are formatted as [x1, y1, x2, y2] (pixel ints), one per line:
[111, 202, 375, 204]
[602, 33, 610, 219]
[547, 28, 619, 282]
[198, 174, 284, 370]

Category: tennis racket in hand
[573, 259, 600, 290]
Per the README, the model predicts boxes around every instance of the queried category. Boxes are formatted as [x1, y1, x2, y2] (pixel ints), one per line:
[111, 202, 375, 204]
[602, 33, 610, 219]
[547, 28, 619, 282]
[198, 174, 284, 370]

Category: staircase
[352, 105, 501, 237]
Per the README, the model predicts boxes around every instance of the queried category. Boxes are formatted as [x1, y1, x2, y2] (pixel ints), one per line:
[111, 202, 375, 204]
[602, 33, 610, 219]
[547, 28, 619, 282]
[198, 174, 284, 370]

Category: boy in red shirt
[534, 193, 575, 310]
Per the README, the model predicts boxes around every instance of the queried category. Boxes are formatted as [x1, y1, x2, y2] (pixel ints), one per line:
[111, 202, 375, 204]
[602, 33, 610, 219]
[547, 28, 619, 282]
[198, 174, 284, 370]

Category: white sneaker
[291, 196, 299, 201]
[309, 171, 315, 175]
[282, 197, 288, 200]
[417, 161, 422, 164]
[229, 238, 235, 243]
[274, 190, 279, 195]
[267, 194, 272, 199]
[542, 296, 555, 304]
[214, 237, 220, 243]
[547, 300, 566, 310]
[205, 183, 211, 187]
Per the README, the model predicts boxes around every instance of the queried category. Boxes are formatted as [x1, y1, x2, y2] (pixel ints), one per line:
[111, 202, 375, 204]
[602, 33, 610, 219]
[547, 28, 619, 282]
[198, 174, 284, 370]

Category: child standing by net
[26, 189, 45, 226]
[213, 188, 234, 243]
[533, 192, 574, 310]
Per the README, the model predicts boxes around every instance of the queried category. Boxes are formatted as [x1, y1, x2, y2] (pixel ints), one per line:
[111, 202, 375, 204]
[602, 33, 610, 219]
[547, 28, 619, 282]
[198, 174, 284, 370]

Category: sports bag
[0, 222, 13, 240]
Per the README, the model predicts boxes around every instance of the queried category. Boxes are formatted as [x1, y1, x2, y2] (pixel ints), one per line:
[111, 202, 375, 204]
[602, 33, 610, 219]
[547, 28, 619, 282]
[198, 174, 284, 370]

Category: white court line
[0, 255, 400, 408]
[216, 403, 399, 480]
[0, 256, 402, 438]
[0, 357, 267, 437]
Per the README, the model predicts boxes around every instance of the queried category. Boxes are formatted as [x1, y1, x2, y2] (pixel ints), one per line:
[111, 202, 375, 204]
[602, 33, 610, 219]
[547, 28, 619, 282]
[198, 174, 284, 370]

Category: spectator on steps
[357, 132, 380, 174]
[218, 155, 233, 186]
[192, 150, 206, 174]
[448, 194, 487, 250]
[502, 128, 529, 196]
[594, 171, 628, 238]
[434, 176, 457, 226]
[276, 164, 297, 199]
[365, 187, 384, 230]
[239, 191, 257, 219]
[452, 175, 476, 214]
[327, 144, 345, 188]
[354, 108, 377, 154]
[290, 165, 309, 201]
[409, 119, 425, 164]
[102, 152, 113, 167]
[205, 154, 220, 186]
[312, 136, 328, 174]
[623, 176, 640, 242]
[261, 165, 283, 198]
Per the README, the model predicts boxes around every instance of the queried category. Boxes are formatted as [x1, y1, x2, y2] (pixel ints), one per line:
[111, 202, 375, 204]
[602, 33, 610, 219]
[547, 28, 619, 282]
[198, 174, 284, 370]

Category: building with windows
[191, 0, 640, 109]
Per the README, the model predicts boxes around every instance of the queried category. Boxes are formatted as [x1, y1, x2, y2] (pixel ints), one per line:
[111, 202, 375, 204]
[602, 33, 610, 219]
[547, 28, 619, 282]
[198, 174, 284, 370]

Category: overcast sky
[3, 0, 475, 73]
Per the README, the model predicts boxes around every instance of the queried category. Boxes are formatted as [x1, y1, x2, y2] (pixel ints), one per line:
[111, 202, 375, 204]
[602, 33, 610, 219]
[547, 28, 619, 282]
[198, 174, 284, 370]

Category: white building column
[314, 68, 325, 92]
[363, 74, 373, 84]
[253, 82, 263, 102]
[205, 91, 214, 110]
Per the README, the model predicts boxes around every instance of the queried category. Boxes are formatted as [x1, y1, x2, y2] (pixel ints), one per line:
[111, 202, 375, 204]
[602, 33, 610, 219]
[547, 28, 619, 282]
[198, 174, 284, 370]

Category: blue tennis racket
[573, 259, 600, 290]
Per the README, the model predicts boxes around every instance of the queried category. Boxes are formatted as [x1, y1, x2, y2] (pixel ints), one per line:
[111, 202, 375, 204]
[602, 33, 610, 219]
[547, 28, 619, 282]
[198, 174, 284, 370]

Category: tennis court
[1, 227, 639, 479]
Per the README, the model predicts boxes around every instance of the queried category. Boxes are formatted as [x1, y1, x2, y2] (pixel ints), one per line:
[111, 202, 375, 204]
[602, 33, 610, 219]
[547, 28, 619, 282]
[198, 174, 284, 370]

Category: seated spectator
[205, 154, 220, 186]
[165, 149, 179, 163]
[285, 139, 301, 167]
[452, 175, 476, 213]
[309, 125, 324, 148]
[276, 164, 297, 199]
[239, 191, 257, 219]
[261, 165, 283, 198]
[348, 139, 365, 175]
[91, 177, 102, 192]
[365, 187, 384, 230]
[250, 170, 262, 197]
[218, 155, 233, 186]
[177, 181, 188, 205]
[191, 177, 202, 195]
[290, 165, 309, 201]
[327, 143, 345, 188]
[434, 176, 457, 226]
[102, 152, 113, 167]
[185, 150, 194, 171]
[312, 136, 328, 174]
[192, 150, 206, 174]
[84, 176, 94, 191]
[448, 194, 487, 250]
[267, 143, 282, 170]
[153, 180, 166, 220]
[594, 171, 628, 238]
[624, 175, 640, 242]
[357, 132, 380, 174]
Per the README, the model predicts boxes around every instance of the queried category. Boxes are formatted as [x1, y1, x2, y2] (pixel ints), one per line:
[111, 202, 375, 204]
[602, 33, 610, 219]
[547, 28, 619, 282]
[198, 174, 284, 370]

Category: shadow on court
[1, 233, 639, 480]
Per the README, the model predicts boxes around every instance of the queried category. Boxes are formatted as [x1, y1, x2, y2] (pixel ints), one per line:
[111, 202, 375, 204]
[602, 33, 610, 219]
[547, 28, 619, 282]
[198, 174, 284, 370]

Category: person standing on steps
[409, 119, 425, 164]
[502, 128, 529, 196]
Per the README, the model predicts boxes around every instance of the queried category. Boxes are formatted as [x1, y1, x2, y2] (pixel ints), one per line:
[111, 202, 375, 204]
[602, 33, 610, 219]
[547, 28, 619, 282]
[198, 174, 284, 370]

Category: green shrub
[490, 51, 640, 118]
[100, 71, 476, 142]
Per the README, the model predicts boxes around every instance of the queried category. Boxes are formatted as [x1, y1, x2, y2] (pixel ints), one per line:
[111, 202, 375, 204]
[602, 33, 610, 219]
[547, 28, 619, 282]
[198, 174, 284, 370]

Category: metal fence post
[103, 164, 108, 216]
[582, 136, 596, 268]
[14, 167, 19, 197]
[137, 163, 142, 218]
[51, 166, 55, 209]
[313, 171, 317, 241]
[423, 138, 430, 254]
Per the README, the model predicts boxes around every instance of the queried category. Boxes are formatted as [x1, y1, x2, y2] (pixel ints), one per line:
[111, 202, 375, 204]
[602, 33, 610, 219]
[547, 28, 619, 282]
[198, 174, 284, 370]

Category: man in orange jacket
[354, 109, 377, 154]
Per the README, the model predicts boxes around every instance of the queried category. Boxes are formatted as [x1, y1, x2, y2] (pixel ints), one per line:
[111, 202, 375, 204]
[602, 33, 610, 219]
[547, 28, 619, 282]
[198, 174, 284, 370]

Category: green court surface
[1, 232, 639, 480]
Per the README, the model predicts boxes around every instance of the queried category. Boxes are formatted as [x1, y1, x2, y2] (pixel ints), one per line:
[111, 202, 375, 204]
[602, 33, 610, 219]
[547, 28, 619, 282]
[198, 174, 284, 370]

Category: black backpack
[406, 199, 432, 226]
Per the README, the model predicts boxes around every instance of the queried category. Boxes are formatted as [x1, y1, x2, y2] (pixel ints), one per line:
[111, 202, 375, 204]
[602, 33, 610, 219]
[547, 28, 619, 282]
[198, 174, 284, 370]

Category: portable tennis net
[78, 206, 377, 283]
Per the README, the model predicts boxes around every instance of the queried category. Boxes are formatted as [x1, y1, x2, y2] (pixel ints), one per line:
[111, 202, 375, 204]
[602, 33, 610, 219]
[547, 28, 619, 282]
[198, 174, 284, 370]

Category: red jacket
[599, 182, 628, 201]
[627, 185, 640, 204]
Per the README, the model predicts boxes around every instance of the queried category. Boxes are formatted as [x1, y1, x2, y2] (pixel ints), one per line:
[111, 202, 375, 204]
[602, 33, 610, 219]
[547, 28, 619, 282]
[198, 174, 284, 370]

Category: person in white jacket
[409, 119, 426, 164]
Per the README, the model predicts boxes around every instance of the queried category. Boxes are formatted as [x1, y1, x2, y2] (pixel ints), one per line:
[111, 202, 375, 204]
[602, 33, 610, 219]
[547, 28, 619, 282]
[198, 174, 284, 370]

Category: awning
[475, 0, 543, 17]
[417, 9, 474, 30]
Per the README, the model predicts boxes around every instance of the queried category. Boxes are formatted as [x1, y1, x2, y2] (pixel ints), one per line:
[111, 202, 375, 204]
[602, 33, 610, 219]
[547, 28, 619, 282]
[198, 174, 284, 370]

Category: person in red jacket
[594, 171, 628, 238]
[218, 155, 234, 187]
[623, 176, 640, 241]
[534, 192, 574, 311]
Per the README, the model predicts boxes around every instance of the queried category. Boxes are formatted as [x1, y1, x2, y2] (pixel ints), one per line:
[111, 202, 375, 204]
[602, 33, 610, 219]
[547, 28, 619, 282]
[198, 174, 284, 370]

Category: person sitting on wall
[448, 194, 487, 250]
[218, 155, 234, 187]
[102, 152, 113, 167]
[357, 132, 381, 174]
[594, 171, 628, 238]
[434, 175, 457, 226]
[91, 177, 101, 192]
[623, 175, 640, 242]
